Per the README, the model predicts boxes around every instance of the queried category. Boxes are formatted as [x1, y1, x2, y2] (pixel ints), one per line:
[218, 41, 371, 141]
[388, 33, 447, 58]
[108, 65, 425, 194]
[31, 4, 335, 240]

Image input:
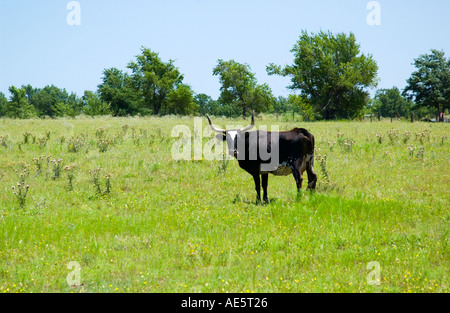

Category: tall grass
[0, 116, 448, 293]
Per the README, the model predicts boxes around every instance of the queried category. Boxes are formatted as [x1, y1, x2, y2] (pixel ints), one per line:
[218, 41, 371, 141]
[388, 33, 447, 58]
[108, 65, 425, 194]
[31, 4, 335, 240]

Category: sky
[1, 0, 449, 100]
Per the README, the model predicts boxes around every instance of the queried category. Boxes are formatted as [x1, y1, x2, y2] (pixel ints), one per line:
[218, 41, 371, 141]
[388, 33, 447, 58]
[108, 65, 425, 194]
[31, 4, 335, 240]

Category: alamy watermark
[66, 261, 81, 287]
[171, 118, 280, 171]
[366, 261, 381, 285]
[367, 1, 381, 26]
[66, 1, 81, 26]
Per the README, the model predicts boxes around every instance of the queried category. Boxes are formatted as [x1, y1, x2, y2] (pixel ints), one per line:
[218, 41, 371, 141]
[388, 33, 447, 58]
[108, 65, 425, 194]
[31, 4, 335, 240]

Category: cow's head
[206, 111, 255, 158]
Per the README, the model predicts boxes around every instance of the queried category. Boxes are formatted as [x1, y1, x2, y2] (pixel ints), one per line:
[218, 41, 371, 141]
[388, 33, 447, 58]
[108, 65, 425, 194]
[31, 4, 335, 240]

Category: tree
[195, 93, 219, 115]
[267, 30, 378, 120]
[371, 87, 412, 118]
[0, 92, 7, 117]
[52, 92, 82, 118]
[127, 47, 184, 115]
[82, 91, 111, 116]
[403, 49, 450, 122]
[213, 59, 274, 118]
[288, 95, 314, 121]
[28, 85, 81, 117]
[97, 68, 140, 116]
[22, 84, 38, 105]
[5, 86, 37, 119]
[162, 84, 198, 115]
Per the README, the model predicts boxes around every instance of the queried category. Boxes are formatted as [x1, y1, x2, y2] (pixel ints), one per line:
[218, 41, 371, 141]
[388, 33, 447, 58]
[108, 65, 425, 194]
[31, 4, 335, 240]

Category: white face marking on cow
[227, 131, 238, 141]
[225, 131, 239, 157]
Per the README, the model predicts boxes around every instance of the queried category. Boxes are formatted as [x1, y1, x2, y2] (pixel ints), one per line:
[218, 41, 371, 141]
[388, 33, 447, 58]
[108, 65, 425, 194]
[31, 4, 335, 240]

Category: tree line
[1, 31, 448, 121]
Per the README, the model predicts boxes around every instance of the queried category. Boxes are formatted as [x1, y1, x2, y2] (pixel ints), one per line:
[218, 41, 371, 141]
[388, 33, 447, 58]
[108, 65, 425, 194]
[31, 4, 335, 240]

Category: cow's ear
[216, 133, 226, 141]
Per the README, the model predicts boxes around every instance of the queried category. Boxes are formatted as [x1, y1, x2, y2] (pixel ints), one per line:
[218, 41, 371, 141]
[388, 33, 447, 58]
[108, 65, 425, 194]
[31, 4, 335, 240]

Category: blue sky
[1, 0, 449, 100]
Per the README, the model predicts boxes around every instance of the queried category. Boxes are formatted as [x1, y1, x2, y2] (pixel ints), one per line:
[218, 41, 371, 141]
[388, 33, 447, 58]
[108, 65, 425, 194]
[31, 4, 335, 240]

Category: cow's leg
[291, 165, 303, 192]
[290, 158, 304, 197]
[252, 174, 261, 204]
[306, 155, 317, 190]
[261, 173, 269, 203]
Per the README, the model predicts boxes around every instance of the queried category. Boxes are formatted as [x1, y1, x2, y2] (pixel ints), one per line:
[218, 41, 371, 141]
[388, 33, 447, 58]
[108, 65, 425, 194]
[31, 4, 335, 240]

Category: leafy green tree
[52, 92, 82, 118]
[0, 92, 7, 117]
[97, 68, 140, 116]
[371, 87, 412, 118]
[127, 47, 184, 115]
[28, 85, 80, 117]
[162, 84, 198, 115]
[22, 84, 38, 105]
[5, 86, 37, 119]
[403, 49, 450, 122]
[267, 30, 378, 120]
[82, 91, 111, 116]
[52, 102, 72, 117]
[218, 102, 241, 118]
[195, 93, 219, 115]
[31, 85, 65, 116]
[288, 94, 314, 121]
[213, 59, 274, 118]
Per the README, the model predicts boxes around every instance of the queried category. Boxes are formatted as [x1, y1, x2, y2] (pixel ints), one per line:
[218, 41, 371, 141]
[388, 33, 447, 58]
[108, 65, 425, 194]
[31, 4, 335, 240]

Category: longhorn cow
[206, 112, 317, 203]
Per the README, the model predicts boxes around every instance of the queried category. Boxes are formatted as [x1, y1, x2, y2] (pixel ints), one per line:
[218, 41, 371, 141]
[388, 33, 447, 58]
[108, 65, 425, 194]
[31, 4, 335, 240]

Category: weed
[89, 167, 112, 196]
[327, 140, 336, 151]
[341, 139, 354, 152]
[316, 154, 329, 183]
[217, 152, 230, 174]
[97, 138, 112, 153]
[51, 159, 64, 180]
[67, 136, 85, 153]
[415, 130, 430, 145]
[14, 164, 30, 184]
[12, 182, 30, 209]
[37, 135, 48, 148]
[0, 135, 9, 147]
[64, 164, 76, 191]
[32, 156, 45, 177]
[416, 146, 425, 159]
[387, 128, 399, 144]
[22, 131, 33, 144]
[45, 155, 52, 180]
[95, 127, 107, 139]
[121, 124, 130, 134]
[403, 131, 412, 144]
[376, 132, 384, 144]
[105, 174, 112, 195]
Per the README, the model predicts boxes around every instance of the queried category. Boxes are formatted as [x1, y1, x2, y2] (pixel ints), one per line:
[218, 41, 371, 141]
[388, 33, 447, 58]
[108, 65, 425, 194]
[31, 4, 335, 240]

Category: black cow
[206, 112, 317, 203]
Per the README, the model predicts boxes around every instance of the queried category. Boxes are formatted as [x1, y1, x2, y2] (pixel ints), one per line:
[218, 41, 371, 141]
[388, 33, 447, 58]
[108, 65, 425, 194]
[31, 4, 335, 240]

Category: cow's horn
[206, 114, 225, 133]
[239, 110, 255, 132]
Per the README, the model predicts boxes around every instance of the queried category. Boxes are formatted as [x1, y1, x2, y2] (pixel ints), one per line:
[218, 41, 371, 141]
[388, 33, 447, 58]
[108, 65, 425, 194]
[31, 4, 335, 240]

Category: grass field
[0, 116, 448, 293]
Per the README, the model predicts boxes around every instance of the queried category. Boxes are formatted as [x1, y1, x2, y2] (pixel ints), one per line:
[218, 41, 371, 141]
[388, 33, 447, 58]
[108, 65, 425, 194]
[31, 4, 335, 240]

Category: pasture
[0, 116, 448, 293]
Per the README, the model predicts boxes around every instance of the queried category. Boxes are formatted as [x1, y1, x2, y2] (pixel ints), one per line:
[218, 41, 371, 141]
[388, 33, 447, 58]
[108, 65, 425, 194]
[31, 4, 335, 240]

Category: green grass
[0, 116, 448, 293]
